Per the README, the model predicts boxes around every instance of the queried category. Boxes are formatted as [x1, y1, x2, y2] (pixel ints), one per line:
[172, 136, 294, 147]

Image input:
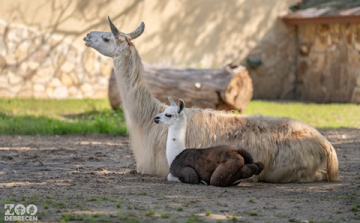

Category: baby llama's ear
[178, 99, 185, 114]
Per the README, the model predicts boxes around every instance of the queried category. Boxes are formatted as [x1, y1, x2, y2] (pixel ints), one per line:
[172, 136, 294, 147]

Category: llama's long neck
[113, 45, 160, 127]
[166, 115, 187, 167]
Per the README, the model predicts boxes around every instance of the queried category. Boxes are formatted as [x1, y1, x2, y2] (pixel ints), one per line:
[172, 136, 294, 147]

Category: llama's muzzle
[83, 34, 91, 46]
[154, 116, 160, 124]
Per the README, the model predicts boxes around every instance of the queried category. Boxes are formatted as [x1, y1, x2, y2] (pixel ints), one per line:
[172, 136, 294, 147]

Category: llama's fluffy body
[84, 19, 339, 183]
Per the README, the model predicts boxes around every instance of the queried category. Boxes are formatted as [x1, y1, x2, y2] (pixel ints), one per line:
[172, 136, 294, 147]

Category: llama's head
[83, 16, 145, 57]
[154, 97, 185, 126]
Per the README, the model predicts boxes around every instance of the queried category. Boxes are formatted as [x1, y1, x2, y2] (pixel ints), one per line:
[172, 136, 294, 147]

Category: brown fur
[170, 146, 264, 187]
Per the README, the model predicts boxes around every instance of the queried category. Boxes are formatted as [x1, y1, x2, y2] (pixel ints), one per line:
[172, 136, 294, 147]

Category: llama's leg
[254, 162, 264, 175]
[298, 169, 327, 183]
[210, 161, 261, 187]
[171, 167, 200, 184]
[240, 164, 260, 179]
[167, 173, 181, 182]
[237, 149, 254, 164]
[210, 160, 241, 187]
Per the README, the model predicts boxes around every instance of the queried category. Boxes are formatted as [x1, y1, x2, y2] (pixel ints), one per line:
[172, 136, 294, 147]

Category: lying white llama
[83, 17, 339, 183]
[154, 97, 264, 187]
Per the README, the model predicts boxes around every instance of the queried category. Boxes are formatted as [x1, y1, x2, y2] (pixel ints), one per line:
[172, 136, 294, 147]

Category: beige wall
[0, 0, 296, 67]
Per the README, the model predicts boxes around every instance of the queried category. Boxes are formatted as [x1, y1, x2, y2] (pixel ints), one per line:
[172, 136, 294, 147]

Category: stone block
[100, 62, 112, 77]
[14, 42, 29, 61]
[297, 59, 309, 78]
[68, 86, 79, 97]
[46, 87, 54, 98]
[61, 61, 75, 73]
[298, 25, 316, 42]
[80, 83, 92, 95]
[299, 42, 312, 56]
[0, 55, 5, 67]
[313, 35, 327, 52]
[82, 49, 95, 74]
[27, 61, 40, 70]
[17, 88, 33, 97]
[310, 53, 325, 73]
[32, 72, 50, 84]
[33, 84, 45, 92]
[0, 89, 14, 97]
[60, 73, 73, 87]
[0, 74, 8, 88]
[48, 78, 62, 88]
[330, 33, 341, 46]
[318, 24, 330, 36]
[53, 86, 68, 99]
[329, 23, 340, 34]
[94, 90, 107, 98]
[8, 71, 23, 85]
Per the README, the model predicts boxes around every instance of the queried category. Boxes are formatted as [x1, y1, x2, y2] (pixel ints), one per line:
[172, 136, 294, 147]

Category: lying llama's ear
[178, 99, 185, 114]
[127, 22, 145, 40]
[168, 97, 176, 106]
[108, 16, 120, 39]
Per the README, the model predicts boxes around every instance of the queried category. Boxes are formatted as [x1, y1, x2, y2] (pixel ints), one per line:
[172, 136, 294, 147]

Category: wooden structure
[108, 65, 253, 112]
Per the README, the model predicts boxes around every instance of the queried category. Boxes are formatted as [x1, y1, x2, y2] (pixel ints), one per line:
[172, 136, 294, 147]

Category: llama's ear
[127, 22, 145, 40]
[178, 99, 185, 114]
[168, 97, 176, 106]
[108, 16, 121, 39]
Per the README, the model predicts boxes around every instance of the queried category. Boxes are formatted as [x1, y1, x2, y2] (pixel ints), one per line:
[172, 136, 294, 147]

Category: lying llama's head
[83, 16, 145, 57]
[154, 97, 185, 126]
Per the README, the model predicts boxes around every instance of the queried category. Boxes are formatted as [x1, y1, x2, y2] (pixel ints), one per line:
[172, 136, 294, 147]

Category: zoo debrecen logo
[4, 204, 38, 222]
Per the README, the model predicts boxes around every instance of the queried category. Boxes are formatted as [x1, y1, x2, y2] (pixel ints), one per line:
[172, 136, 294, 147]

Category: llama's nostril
[154, 116, 160, 124]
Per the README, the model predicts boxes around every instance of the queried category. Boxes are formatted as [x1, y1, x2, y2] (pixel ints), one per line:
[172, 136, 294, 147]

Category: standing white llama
[154, 97, 264, 187]
[83, 17, 339, 183]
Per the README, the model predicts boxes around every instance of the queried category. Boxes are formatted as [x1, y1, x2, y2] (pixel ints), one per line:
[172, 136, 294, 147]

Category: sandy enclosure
[0, 128, 359, 222]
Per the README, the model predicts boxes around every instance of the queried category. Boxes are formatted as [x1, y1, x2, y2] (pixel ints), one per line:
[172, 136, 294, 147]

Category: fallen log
[108, 65, 253, 112]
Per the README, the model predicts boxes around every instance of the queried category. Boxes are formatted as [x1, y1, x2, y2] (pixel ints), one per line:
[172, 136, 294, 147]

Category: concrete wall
[0, 0, 297, 99]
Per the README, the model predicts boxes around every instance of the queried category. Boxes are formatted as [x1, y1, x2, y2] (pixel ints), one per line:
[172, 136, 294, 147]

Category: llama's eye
[165, 114, 172, 118]
[102, 36, 110, 42]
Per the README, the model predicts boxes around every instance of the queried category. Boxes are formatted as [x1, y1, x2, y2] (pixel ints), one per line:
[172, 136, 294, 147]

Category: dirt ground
[0, 128, 359, 223]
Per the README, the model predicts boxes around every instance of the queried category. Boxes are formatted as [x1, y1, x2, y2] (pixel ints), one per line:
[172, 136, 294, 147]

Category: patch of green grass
[60, 213, 85, 222]
[161, 213, 170, 219]
[244, 100, 360, 129]
[145, 210, 156, 217]
[0, 99, 127, 135]
[248, 211, 258, 216]
[0, 99, 358, 135]
[227, 215, 237, 222]
[351, 203, 360, 212]
[186, 214, 201, 223]
[339, 194, 357, 200]
[205, 210, 211, 216]
[139, 191, 147, 196]
[117, 211, 141, 223]
[177, 207, 183, 212]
